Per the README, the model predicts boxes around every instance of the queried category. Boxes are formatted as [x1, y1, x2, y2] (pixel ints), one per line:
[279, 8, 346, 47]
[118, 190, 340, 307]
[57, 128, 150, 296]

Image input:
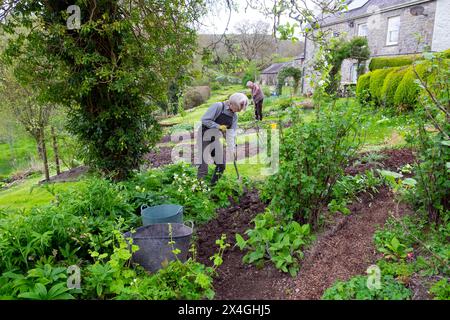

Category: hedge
[380, 67, 408, 108]
[369, 55, 419, 71]
[444, 49, 450, 59]
[369, 68, 395, 105]
[356, 72, 372, 104]
[394, 62, 430, 110]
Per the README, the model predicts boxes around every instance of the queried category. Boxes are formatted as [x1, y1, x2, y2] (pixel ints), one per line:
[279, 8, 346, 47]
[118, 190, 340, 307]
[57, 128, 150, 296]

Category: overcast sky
[198, 0, 305, 36]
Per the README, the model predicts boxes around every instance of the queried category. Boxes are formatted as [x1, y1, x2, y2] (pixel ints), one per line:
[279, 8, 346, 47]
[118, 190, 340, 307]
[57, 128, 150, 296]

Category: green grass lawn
[0, 177, 82, 211]
[0, 136, 37, 177]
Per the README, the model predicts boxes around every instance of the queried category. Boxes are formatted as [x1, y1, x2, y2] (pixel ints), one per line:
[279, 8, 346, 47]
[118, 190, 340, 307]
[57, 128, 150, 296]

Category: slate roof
[261, 62, 290, 74]
[322, 0, 427, 26]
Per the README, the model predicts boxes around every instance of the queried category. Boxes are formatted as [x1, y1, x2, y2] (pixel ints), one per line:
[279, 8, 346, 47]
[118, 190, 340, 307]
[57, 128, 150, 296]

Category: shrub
[380, 67, 408, 107]
[394, 62, 429, 110]
[322, 275, 411, 300]
[369, 55, 418, 71]
[261, 103, 362, 229]
[183, 90, 204, 110]
[443, 48, 450, 59]
[356, 72, 372, 104]
[183, 86, 210, 110]
[369, 68, 395, 105]
[210, 82, 221, 91]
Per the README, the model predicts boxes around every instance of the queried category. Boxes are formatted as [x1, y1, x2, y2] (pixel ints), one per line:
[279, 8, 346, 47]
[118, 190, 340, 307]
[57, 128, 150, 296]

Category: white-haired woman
[197, 93, 248, 185]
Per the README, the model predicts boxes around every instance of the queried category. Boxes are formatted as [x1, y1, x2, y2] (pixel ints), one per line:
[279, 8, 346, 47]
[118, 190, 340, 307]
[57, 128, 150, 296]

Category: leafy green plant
[261, 103, 362, 228]
[235, 211, 312, 276]
[377, 237, 413, 261]
[0, 262, 75, 300]
[322, 275, 411, 300]
[328, 171, 382, 214]
[429, 279, 450, 300]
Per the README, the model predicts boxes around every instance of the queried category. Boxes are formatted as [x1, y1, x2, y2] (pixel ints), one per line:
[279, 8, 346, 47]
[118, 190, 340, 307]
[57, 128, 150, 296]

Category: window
[350, 64, 358, 83]
[358, 23, 368, 37]
[386, 16, 400, 45]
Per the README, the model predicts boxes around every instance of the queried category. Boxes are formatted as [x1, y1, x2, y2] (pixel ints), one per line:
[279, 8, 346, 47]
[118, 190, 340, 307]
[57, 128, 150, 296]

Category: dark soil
[194, 148, 418, 300]
[195, 189, 294, 300]
[42, 166, 90, 184]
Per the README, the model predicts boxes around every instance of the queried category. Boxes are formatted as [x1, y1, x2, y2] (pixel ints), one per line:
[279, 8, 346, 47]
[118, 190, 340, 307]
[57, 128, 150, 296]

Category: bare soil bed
[194, 148, 417, 300]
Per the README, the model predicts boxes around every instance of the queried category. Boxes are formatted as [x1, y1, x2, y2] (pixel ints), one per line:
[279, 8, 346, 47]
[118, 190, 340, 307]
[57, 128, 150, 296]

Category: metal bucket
[123, 222, 193, 273]
[140, 204, 183, 226]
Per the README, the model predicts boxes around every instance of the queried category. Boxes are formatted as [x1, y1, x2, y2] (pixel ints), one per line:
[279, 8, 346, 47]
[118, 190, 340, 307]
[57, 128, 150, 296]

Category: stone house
[259, 62, 293, 86]
[301, 0, 450, 94]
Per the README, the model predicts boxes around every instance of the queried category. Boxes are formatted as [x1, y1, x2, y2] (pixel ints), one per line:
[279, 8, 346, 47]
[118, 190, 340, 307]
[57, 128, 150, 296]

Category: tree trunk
[51, 126, 61, 175]
[38, 128, 50, 182]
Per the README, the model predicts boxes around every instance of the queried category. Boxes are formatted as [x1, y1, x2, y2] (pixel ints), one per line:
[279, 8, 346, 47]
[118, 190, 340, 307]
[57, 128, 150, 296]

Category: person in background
[197, 93, 248, 185]
[246, 81, 265, 121]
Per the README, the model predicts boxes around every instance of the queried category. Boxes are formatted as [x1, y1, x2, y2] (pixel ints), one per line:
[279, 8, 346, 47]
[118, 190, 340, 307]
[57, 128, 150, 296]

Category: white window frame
[357, 23, 368, 37]
[386, 16, 400, 46]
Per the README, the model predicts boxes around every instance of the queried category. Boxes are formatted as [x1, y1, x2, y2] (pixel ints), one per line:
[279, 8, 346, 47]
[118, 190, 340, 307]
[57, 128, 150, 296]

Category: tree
[276, 66, 302, 95]
[1, 0, 205, 181]
[234, 20, 274, 67]
[0, 68, 53, 181]
[326, 36, 370, 95]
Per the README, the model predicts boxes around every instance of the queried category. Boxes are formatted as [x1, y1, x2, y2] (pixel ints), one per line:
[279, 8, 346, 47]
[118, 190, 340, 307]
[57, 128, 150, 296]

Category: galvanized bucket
[123, 222, 193, 273]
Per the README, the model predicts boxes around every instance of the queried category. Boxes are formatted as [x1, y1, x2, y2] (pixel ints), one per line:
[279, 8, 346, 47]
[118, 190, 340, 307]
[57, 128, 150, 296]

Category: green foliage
[394, 63, 430, 111]
[356, 72, 372, 104]
[327, 36, 370, 94]
[376, 260, 415, 279]
[210, 175, 246, 208]
[430, 279, 450, 300]
[369, 55, 418, 71]
[376, 236, 413, 261]
[235, 211, 312, 277]
[0, 262, 76, 300]
[261, 104, 362, 228]
[276, 67, 302, 96]
[406, 53, 450, 225]
[242, 63, 260, 87]
[1, 0, 205, 180]
[322, 275, 411, 300]
[328, 171, 382, 215]
[380, 67, 408, 107]
[369, 68, 397, 105]
[126, 163, 242, 223]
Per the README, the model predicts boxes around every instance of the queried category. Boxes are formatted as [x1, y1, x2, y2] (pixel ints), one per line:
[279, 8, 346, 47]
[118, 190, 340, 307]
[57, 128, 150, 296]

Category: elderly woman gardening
[246, 81, 265, 121]
[196, 93, 248, 185]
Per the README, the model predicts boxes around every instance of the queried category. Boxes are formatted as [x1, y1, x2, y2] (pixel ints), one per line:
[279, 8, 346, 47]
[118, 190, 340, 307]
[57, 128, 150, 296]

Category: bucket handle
[140, 204, 149, 213]
[185, 220, 194, 230]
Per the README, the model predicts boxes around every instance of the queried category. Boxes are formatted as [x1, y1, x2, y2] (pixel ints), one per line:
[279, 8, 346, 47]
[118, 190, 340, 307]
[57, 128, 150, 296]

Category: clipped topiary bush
[369, 55, 419, 71]
[380, 67, 408, 107]
[443, 48, 450, 59]
[394, 62, 430, 111]
[369, 68, 394, 105]
[356, 72, 372, 104]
